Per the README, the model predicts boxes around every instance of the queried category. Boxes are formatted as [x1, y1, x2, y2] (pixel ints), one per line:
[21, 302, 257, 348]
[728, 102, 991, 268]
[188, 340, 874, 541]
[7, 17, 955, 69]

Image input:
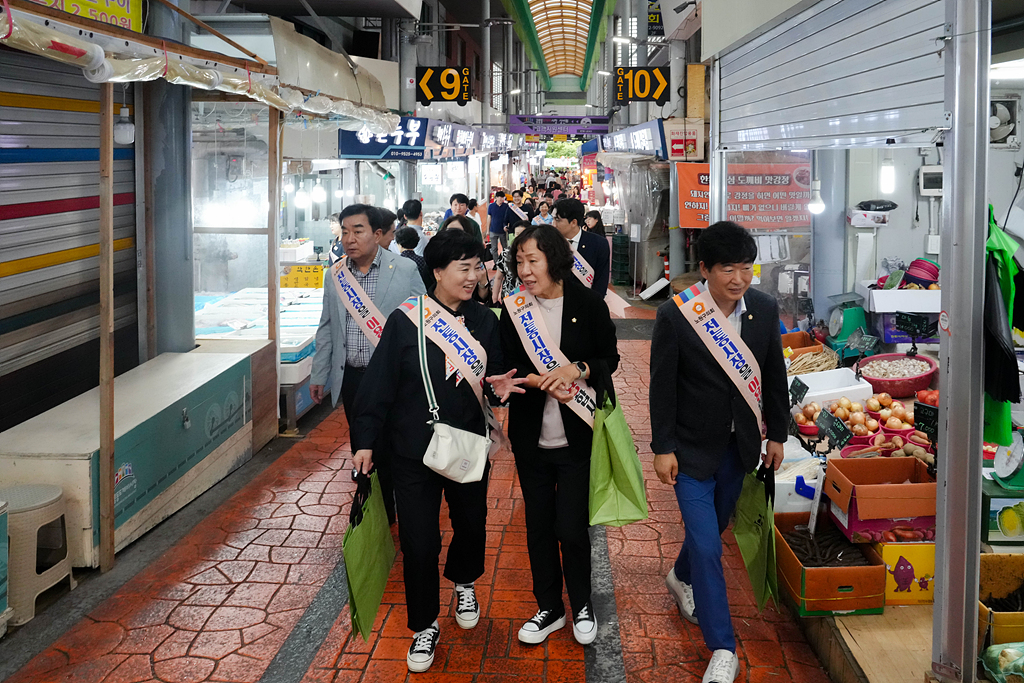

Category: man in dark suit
[648, 221, 789, 683]
[552, 198, 610, 296]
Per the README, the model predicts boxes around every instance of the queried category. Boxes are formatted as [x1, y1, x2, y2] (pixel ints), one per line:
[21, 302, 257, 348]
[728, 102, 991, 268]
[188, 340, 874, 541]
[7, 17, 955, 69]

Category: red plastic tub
[857, 353, 938, 398]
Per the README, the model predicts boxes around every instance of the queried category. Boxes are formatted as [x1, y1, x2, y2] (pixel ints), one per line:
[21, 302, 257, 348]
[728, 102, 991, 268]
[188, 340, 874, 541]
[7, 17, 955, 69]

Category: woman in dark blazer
[498, 224, 619, 647]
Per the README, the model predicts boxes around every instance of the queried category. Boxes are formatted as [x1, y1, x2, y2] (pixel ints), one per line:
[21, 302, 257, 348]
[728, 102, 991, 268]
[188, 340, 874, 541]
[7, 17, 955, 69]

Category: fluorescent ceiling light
[597, 70, 611, 76]
[612, 36, 632, 44]
[991, 59, 1024, 80]
[509, 89, 522, 95]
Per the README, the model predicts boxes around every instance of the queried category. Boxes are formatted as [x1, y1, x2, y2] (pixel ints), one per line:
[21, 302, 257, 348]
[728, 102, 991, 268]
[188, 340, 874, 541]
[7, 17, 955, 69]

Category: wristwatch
[574, 361, 587, 379]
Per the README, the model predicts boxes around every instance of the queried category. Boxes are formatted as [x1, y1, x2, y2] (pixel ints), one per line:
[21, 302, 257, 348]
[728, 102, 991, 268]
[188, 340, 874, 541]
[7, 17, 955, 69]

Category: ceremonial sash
[509, 203, 528, 221]
[504, 288, 597, 428]
[674, 283, 766, 438]
[570, 246, 596, 288]
[331, 257, 388, 346]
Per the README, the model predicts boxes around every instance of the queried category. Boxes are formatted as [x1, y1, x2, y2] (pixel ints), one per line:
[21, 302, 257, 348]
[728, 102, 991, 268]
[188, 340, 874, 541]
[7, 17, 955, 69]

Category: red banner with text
[676, 162, 813, 230]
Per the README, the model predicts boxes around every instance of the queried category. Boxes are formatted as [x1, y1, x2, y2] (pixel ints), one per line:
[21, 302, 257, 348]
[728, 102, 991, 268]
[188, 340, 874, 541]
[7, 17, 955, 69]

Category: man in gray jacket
[311, 203, 426, 522]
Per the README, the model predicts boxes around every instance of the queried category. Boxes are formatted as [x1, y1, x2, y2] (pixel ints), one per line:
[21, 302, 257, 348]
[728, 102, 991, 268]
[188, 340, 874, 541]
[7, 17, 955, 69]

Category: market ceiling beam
[579, 0, 612, 91]
[499, 0, 552, 89]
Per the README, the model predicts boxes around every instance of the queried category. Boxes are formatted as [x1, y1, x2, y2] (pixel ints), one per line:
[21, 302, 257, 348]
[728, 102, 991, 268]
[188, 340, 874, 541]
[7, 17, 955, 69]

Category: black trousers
[514, 443, 592, 617]
[341, 365, 396, 524]
[393, 456, 490, 632]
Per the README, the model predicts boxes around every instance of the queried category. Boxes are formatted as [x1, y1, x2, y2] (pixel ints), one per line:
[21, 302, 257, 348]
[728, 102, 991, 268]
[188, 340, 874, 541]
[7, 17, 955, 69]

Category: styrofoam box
[846, 208, 890, 228]
[855, 280, 941, 313]
[280, 356, 312, 385]
[280, 241, 314, 262]
[777, 443, 820, 514]
[788, 368, 874, 409]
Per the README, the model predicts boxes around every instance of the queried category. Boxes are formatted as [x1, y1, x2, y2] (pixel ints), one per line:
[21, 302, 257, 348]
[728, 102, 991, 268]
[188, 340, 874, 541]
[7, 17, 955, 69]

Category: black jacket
[649, 287, 790, 480]
[500, 278, 619, 453]
[351, 298, 505, 462]
[576, 228, 610, 295]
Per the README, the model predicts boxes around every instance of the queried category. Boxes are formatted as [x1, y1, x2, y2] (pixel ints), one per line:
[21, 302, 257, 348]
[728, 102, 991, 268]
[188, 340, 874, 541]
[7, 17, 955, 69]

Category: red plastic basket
[857, 353, 938, 398]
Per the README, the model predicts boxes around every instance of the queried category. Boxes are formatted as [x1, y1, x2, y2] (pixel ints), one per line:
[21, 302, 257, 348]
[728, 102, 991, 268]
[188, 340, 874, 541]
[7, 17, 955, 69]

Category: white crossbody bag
[415, 298, 490, 483]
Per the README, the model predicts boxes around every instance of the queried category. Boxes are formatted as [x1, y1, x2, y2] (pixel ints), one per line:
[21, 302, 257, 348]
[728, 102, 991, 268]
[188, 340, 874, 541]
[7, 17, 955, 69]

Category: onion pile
[866, 392, 914, 430]
[796, 396, 879, 436]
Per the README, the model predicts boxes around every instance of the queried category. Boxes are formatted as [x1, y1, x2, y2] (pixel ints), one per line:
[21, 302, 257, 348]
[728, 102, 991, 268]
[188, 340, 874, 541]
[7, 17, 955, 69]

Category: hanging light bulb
[294, 181, 311, 209]
[112, 106, 135, 145]
[283, 179, 295, 194]
[807, 179, 826, 215]
[311, 178, 327, 203]
[879, 149, 896, 194]
[334, 187, 344, 198]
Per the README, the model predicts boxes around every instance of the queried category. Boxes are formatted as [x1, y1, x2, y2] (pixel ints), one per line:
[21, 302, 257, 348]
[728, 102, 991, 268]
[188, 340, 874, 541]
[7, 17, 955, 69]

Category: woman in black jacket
[498, 224, 619, 647]
[351, 229, 525, 674]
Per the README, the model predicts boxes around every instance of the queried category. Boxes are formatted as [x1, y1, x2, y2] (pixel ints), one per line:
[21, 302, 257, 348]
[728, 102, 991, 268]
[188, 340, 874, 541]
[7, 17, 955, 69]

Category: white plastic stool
[0, 485, 76, 626]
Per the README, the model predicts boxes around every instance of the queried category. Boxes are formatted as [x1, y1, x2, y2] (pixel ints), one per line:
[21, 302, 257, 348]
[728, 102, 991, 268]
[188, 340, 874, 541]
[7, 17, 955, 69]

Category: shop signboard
[509, 115, 610, 139]
[676, 161, 813, 230]
[648, 0, 665, 36]
[416, 66, 473, 106]
[664, 118, 705, 161]
[600, 119, 667, 157]
[30, 0, 143, 32]
[613, 67, 670, 105]
[339, 116, 430, 160]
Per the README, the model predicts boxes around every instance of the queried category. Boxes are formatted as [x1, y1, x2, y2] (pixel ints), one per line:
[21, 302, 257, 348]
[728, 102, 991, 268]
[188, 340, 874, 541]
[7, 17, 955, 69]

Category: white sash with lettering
[570, 246, 596, 288]
[331, 256, 388, 347]
[509, 203, 528, 221]
[673, 282, 766, 438]
[504, 288, 597, 428]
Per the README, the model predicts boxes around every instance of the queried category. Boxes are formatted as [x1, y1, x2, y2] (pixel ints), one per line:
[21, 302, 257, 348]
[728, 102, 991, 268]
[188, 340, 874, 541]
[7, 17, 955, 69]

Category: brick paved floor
[7, 306, 832, 683]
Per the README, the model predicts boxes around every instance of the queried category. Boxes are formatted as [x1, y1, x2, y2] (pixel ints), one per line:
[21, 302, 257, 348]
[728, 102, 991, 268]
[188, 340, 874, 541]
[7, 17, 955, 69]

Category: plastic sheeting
[0, 12, 105, 71]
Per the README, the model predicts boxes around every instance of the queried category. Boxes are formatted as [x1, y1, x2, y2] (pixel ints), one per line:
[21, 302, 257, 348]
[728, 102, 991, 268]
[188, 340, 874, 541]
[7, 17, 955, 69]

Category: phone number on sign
[32, 0, 138, 30]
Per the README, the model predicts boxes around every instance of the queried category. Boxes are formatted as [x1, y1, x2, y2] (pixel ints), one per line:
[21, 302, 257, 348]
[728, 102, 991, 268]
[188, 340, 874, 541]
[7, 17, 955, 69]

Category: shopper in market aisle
[552, 197, 610, 295]
[327, 212, 344, 264]
[398, 198, 428, 256]
[487, 190, 511, 263]
[532, 200, 555, 225]
[395, 225, 432, 291]
[309, 203, 426, 525]
[499, 224, 619, 648]
[442, 192, 484, 243]
[648, 221, 790, 683]
[349, 228, 526, 674]
[377, 208, 398, 251]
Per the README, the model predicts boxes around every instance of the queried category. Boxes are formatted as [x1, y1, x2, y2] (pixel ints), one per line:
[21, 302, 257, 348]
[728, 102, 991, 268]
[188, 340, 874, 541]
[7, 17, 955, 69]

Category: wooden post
[143, 84, 157, 360]
[99, 82, 116, 572]
[267, 108, 280, 346]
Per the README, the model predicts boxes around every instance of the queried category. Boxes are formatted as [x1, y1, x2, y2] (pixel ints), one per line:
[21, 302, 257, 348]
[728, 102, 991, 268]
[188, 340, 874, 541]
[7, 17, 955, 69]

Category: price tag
[916, 402, 939, 442]
[894, 311, 935, 338]
[854, 333, 880, 352]
[816, 409, 853, 450]
[788, 417, 801, 439]
[789, 377, 809, 406]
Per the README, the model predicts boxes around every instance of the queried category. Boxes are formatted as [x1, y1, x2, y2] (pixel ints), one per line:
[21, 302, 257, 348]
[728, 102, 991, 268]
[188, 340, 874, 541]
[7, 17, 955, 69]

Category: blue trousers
[672, 438, 747, 653]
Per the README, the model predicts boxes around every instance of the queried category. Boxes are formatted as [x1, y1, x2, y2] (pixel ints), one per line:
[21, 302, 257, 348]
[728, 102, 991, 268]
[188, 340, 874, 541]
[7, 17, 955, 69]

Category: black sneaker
[454, 583, 480, 629]
[572, 600, 597, 644]
[407, 621, 440, 673]
[517, 608, 566, 644]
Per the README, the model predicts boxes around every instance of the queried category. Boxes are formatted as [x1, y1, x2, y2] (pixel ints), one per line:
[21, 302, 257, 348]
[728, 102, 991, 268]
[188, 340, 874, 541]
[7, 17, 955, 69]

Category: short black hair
[467, 198, 478, 210]
[510, 219, 532, 231]
[552, 198, 585, 226]
[395, 226, 420, 249]
[450, 193, 469, 206]
[379, 208, 397, 231]
[340, 204, 383, 233]
[402, 199, 422, 221]
[512, 189, 523, 198]
[698, 221, 758, 269]
[538, 201, 550, 210]
[424, 227, 483, 271]
[509, 224, 573, 284]
[440, 214, 475, 232]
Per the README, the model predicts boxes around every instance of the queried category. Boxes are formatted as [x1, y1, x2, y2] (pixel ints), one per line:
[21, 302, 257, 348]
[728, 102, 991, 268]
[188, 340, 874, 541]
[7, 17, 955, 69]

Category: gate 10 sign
[416, 67, 472, 106]
[614, 67, 669, 105]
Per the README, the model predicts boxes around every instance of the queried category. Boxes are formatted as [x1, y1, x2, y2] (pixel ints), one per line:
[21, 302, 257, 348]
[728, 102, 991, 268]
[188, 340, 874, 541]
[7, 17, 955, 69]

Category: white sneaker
[666, 568, 698, 624]
[517, 608, 566, 644]
[572, 601, 597, 645]
[703, 649, 739, 683]
[454, 583, 480, 629]
[407, 621, 440, 673]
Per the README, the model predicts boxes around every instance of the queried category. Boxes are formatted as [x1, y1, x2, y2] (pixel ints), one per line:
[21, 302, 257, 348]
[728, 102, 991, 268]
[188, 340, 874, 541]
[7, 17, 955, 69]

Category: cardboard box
[824, 457, 936, 544]
[982, 478, 1024, 545]
[874, 312, 940, 344]
[978, 554, 1024, 654]
[855, 280, 942, 314]
[871, 541, 935, 605]
[775, 511, 886, 616]
[847, 208, 891, 228]
[781, 330, 824, 359]
[787, 368, 874, 411]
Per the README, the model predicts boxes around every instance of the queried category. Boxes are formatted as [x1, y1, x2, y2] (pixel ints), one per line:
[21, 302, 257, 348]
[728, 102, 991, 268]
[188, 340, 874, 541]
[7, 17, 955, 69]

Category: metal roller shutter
[717, 0, 947, 150]
[0, 46, 140, 430]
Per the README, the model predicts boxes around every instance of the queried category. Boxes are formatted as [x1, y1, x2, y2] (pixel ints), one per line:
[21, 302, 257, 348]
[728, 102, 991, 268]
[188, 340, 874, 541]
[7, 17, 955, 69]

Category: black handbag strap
[756, 463, 775, 508]
[349, 468, 372, 527]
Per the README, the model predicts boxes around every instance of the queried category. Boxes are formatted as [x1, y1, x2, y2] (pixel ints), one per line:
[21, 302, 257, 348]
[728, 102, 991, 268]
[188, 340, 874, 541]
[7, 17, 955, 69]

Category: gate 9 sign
[416, 66, 472, 106]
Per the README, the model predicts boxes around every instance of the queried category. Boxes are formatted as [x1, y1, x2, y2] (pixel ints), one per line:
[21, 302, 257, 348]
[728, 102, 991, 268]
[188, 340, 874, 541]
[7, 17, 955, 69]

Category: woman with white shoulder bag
[350, 229, 526, 674]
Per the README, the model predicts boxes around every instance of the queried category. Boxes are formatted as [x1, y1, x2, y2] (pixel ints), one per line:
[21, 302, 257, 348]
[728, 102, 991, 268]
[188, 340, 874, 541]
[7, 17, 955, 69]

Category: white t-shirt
[535, 295, 569, 449]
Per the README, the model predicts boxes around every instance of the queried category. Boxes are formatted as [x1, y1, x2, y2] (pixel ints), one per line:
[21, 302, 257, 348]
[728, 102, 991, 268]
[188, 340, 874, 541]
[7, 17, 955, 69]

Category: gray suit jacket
[311, 246, 427, 406]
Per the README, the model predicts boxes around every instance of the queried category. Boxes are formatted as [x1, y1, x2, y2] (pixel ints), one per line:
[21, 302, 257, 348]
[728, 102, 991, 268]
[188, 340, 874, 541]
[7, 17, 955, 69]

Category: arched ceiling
[530, 0, 594, 76]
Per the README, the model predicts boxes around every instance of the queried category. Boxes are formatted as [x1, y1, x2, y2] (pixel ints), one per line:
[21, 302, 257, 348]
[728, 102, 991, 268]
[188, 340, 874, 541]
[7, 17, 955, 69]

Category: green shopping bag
[342, 471, 396, 640]
[589, 395, 649, 527]
[732, 464, 778, 612]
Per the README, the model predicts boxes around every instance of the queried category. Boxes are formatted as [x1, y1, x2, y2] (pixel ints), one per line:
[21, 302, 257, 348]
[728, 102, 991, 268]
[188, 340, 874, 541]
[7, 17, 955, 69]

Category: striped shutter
[0, 47, 140, 430]
[717, 0, 947, 150]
